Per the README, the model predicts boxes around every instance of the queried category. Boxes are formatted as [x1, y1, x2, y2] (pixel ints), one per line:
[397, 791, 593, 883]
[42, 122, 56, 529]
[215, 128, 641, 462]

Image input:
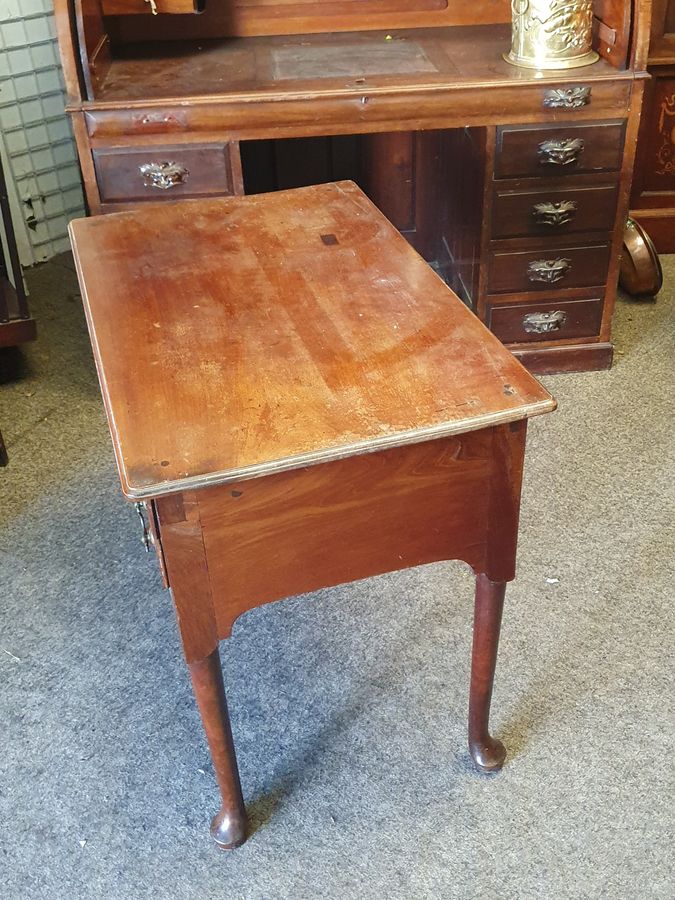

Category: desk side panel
[196, 432, 501, 639]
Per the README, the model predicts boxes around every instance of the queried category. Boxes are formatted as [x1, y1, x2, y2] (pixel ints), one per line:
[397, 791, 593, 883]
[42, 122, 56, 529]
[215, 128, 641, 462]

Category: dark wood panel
[635, 76, 675, 193]
[361, 132, 415, 232]
[103, 0, 203, 12]
[0, 317, 37, 348]
[199, 432, 494, 636]
[75, 0, 111, 98]
[106, 1, 510, 41]
[593, 0, 634, 70]
[495, 122, 625, 179]
[488, 296, 603, 344]
[441, 126, 487, 304]
[84, 81, 632, 139]
[492, 181, 619, 238]
[488, 241, 611, 294]
[514, 342, 613, 374]
[93, 143, 243, 201]
[273, 136, 332, 190]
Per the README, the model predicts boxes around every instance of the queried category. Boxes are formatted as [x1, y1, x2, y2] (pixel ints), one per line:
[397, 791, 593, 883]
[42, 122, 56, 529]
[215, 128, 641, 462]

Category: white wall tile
[0, 3, 85, 264]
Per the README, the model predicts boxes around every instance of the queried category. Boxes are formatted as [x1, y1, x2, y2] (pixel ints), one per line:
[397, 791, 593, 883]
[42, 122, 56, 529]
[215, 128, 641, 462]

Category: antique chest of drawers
[482, 114, 629, 365]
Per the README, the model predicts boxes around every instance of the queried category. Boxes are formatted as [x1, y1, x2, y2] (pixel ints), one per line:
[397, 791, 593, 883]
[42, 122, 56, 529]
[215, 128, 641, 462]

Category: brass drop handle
[522, 310, 568, 334]
[139, 161, 190, 190]
[543, 87, 591, 109]
[134, 501, 153, 552]
[538, 138, 585, 167]
[527, 257, 572, 284]
[532, 200, 578, 227]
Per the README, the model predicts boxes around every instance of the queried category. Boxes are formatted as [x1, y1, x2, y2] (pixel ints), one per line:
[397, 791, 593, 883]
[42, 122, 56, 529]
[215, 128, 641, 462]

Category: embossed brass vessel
[504, 0, 598, 70]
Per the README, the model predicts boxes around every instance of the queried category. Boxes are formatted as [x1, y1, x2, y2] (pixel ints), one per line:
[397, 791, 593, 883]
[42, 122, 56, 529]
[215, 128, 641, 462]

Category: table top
[69, 181, 555, 499]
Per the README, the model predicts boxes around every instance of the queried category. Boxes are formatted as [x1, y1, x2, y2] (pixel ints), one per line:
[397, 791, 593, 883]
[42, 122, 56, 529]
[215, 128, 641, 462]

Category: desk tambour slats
[69, 182, 554, 499]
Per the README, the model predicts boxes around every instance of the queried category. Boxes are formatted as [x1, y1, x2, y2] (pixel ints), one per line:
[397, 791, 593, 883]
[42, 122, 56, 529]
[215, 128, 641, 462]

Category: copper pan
[619, 219, 663, 298]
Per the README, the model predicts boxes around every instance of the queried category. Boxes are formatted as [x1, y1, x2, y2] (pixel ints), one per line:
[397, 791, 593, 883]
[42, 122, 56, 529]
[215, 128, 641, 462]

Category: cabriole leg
[469, 574, 507, 772]
[188, 648, 248, 849]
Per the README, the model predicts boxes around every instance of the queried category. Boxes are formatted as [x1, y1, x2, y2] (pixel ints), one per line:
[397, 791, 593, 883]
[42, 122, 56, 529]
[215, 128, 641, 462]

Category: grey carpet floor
[0, 252, 673, 899]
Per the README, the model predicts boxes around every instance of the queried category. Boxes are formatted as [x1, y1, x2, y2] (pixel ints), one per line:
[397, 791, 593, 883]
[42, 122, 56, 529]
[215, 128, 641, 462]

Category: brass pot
[504, 0, 598, 70]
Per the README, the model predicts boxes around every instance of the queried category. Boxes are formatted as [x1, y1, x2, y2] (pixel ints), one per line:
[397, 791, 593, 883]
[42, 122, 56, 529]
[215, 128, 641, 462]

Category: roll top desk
[55, 0, 652, 373]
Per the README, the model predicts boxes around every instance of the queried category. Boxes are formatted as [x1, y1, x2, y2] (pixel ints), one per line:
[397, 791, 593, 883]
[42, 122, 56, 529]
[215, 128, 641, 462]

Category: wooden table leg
[468, 573, 507, 772]
[188, 648, 248, 849]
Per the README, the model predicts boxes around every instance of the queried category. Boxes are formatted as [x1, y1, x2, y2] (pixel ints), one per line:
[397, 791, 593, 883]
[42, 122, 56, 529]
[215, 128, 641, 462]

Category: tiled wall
[0, 0, 85, 265]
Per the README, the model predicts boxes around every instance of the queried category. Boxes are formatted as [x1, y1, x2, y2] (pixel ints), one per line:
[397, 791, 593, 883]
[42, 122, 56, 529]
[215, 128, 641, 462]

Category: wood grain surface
[93, 26, 625, 105]
[69, 181, 555, 499]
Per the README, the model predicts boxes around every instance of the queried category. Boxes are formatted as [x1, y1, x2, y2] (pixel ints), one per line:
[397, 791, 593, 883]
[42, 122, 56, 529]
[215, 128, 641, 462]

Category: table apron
[155, 422, 527, 654]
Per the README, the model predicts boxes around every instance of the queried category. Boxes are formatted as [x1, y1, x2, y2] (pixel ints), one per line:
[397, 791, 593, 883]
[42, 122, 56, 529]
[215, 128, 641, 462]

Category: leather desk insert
[69, 181, 555, 849]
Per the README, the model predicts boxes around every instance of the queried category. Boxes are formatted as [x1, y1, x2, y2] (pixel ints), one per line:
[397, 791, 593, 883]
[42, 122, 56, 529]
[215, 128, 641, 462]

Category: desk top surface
[95, 25, 624, 105]
[69, 181, 555, 499]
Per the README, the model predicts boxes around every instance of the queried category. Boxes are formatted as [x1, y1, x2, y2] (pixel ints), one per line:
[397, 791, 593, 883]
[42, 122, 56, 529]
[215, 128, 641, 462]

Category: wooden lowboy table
[69, 181, 556, 849]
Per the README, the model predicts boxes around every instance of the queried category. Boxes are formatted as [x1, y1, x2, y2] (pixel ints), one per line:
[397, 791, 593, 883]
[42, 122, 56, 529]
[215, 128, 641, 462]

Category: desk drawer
[495, 123, 625, 179]
[93, 143, 242, 203]
[492, 182, 619, 239]
[488, 297, 603, 344]
[488, 241, 611, 294]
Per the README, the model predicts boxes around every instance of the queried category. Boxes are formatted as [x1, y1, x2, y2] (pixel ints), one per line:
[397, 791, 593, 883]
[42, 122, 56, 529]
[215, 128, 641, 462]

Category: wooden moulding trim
[632, 0, 654, 71]
[0, 318, 37, 348]
[599, 78, 646, 341]
[513, 342, 613, 374]
[52, 0, 84, 103]
[117, 400, 556, 501]
[67, 70, 636, 113]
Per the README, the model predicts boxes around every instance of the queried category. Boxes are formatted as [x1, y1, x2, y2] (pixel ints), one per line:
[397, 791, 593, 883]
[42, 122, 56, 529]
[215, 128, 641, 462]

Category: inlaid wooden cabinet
[55, 0, 652, 374]
[631, 0, 675, 252]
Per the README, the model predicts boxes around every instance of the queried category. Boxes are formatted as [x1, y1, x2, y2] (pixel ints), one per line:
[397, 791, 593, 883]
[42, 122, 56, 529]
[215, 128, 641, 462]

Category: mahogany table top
[69, 181, 555, 499]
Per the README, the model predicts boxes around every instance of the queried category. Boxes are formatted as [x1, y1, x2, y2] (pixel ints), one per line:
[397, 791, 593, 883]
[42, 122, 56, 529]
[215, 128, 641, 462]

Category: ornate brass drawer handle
[527, 257, 572, 284]
[139, 161, 190, 190]
[543, 86, 591, 109]
[538, 138, 585, 167]
[532, 200, 578, 227]
[522, 310, 568, 334]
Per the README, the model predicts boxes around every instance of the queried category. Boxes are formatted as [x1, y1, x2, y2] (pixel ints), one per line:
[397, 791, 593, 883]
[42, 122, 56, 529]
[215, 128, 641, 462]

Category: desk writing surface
[96, 25, 624, 104]
[69, 181, 555, 499]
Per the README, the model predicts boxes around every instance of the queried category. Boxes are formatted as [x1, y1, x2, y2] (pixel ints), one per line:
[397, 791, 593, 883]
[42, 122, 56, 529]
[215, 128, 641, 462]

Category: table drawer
[489, 297, 603, 344]
[495, 122, 625, 179]
[492, 182, 619, 239]
[93, 144, 241, 203]
[488, 241, 611, 294]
